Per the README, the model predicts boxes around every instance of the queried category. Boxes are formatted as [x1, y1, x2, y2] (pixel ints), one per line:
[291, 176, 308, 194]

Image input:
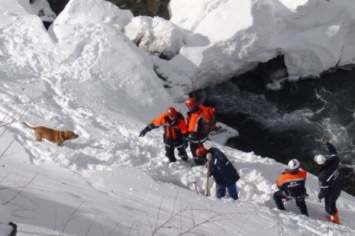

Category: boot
[328, 211, 340, 224]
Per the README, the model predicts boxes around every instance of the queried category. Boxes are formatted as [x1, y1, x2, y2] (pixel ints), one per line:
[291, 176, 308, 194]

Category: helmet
[314, 154, 327, 165]
[195, 146, 207, 157]
[167, 107, 177, 119]
[287, 159, 300, 174]
[184, 98, 196, 109]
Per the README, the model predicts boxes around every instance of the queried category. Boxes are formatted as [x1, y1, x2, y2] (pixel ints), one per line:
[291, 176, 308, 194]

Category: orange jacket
[186, 105, 215, 140]
[276, 169, 307, 197]
[186, 107, 202, 133]
[152, 112, 188, 140]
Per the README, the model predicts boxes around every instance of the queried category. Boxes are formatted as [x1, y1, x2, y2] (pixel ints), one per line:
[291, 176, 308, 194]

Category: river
[195, 66, 355, 195]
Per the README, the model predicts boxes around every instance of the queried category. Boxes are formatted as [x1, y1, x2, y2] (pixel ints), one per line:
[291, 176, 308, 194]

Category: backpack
[199, 105, 216, 133]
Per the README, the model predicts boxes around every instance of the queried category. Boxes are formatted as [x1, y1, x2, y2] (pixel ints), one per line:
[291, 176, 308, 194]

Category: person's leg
[273, 191, 286, 211]
[328, 209, 340, 224]
[177, 146, 188, 161]
[295, 198, 308, 216]
[226, 183, 238, 200]
[165, 145, 176, 162]
[327, 197, 340, 224]
[216, 184, 226, 199]
[190, 142, 197, 157]
[327, 197, 337, 215]
[324, 195, 331, 215]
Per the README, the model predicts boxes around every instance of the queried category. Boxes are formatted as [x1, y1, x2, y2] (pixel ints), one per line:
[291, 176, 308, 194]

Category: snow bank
[124, 16, 184, 59]
[164, 0, 355, 93]
[50, 0, 173, 119]
[0, 0, 355, 235]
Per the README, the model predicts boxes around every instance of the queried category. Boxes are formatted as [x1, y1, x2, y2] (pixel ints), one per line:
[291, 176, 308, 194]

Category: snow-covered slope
[0, 0, 355, 235]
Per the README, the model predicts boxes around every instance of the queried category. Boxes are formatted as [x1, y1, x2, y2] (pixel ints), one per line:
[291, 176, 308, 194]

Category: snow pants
[165, 144, 188, 162]
[324, 191, 341, 215]
[274, 190, 308, 216]
[216, 183, 238, 200]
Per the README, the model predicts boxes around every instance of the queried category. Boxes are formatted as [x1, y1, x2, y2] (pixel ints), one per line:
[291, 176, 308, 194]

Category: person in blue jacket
[314, 137, 342, 224]
[196, 146, 240, 200]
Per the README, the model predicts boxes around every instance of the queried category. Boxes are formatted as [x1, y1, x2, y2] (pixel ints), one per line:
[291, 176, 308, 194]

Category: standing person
[274, 159, 308, 216]
[314, 137, 341, 224]
[184, 98, 216, 165]
[139, 107, 189, 163]
[195, 146, 239, 200]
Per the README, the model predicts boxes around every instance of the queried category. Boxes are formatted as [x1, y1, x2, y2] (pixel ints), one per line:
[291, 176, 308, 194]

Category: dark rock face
[46, 0, 69, 15]
[44, 0, 171, 19]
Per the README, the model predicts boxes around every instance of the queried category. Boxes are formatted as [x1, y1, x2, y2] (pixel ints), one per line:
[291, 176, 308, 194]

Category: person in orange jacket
[184, 98, 216, 166]
[274, 159, 308, 216]
[139, 107, 189, 162]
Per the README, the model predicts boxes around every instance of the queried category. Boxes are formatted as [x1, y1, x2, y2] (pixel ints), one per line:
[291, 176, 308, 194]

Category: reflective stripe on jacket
[276, 170, 307, 198]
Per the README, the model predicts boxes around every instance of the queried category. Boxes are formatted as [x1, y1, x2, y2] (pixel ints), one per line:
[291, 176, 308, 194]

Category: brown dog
[22, 122, 79, 146]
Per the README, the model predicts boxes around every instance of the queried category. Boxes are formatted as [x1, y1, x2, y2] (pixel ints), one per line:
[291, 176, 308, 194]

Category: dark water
[194, 66, 355, 195]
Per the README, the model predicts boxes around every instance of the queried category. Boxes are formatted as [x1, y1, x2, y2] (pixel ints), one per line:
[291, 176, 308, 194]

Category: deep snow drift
[0, 0, 354, 235]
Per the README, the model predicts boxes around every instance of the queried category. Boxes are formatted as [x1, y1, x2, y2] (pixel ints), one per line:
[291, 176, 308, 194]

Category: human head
[167, 107, 177, 120]
[184, 98, 197, 111]
[314, 154, 327, 165]
[195, 146, 207, 157]
[287, 159, 300, 174]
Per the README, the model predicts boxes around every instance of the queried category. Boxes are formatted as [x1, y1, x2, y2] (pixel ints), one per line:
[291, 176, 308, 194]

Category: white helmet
[287, 159, 300, 171]
[314, 155, 327, 165]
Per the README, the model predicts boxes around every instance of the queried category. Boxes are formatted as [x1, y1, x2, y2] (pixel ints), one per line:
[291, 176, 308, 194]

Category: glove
[322, 136, 329, 144]
[317, 197, 321, 203]
[283, 196, 291, 202]
[139, 129, 147, 137]
[206, 153, 212, 160]
[139, 125, 152, 137]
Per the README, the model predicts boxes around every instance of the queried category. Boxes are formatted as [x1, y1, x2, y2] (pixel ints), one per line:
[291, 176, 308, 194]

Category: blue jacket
[208, 148, 239, 186]
[318, 143, 342, 200]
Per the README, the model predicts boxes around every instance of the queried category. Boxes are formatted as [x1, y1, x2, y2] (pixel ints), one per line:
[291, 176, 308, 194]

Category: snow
[164, 0, 355, 93]
[0, 0, 355, 235]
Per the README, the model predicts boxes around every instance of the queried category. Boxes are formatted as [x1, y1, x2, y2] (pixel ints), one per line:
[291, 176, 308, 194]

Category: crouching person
[274, 159, 308, 216]
[196, 146, 240, 200]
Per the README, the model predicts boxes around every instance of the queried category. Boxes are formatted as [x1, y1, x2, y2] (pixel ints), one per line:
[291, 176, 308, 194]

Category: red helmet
[185, 98, 196, 108]
[167, 107, 177, 118]
[195, 146, 207, 157]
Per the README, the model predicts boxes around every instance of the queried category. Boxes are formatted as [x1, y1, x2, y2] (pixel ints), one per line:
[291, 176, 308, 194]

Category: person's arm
[323, 136, 337, 159]
[139, 123, 156, 137]
[139, 113, 167, 137]
[318, 175, 330, 199]
[275, 172, 286, 191]
[326, 143, 337, 156]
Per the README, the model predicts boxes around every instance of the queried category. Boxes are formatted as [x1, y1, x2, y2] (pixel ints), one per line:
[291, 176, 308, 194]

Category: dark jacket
[318, 143, 342, 200]
[208, 148, 239, 186]
[276, 170, 307, 198]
